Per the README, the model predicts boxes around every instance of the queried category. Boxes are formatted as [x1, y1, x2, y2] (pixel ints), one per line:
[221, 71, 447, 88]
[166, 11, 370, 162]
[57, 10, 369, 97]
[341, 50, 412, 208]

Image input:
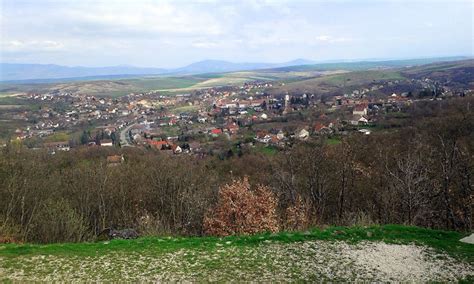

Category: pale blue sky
[1, 0, 472, 67]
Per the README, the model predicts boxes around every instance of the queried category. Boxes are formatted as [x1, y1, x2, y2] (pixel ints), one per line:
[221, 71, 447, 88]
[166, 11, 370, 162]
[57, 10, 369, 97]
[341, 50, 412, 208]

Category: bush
[203, 177, 279, 236]
[136, 212, 171, 236]
[28, 199, 90, 243]
[285, 195, 311, 231]
[0, 223, 22, 244]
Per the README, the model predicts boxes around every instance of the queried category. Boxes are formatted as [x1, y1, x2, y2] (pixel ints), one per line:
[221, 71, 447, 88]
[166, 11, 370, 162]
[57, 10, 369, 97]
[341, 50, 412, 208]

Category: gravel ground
[1, 240, 472, 282]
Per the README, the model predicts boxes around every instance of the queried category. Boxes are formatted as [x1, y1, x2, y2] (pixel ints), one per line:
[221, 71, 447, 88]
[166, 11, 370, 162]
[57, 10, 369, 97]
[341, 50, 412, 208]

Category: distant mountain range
[0, 59, 317, 82]
[0, 64, 167, 82]
[170, 59, 316, 75]
[0, 57, 469, 82]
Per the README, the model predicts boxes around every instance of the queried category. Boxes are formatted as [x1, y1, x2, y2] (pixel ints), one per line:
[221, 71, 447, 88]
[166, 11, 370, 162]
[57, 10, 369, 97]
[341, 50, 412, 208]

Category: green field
[0, 76, 206, 97]
[326, 137, 342, 145]
[271, 69, 406, 95]
[171, 105, 200, 114]
[42, 132, 71, 143]
[253, 145, 279, 155]
[0, 59, 471, 97]
[0, 73, 278, 97]
[1, 225, 472, 281]
[321, 70, 404, 86]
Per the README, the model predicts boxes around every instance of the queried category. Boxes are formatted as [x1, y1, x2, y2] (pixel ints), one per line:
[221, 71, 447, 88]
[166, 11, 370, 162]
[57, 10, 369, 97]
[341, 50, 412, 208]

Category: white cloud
[314, 35, 352, 44]
[0, 0, 471, 66]
[1, 40, 64, 52]
[63, 1, 224, 37]
[192, 41, 219, 49]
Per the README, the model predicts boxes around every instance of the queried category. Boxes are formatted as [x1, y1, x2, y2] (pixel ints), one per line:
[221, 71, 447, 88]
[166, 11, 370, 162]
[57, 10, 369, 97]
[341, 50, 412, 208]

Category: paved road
[119, 123, 137, 147]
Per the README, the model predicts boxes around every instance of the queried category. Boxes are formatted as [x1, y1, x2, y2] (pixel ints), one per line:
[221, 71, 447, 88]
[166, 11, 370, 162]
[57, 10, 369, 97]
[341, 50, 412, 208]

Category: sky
[0, 0, 473, 68]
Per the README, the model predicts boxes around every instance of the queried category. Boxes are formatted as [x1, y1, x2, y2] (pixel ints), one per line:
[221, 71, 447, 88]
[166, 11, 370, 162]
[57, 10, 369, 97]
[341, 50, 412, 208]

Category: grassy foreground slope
[1, 225, 473, 282]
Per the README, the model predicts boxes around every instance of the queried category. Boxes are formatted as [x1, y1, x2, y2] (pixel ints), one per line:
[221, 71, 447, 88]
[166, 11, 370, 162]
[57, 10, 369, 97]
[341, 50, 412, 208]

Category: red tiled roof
[147, 140, 169, 147]
[314, 122, 326, 131]
[354, 103, 368, 111]
[256, 130, 269, 138]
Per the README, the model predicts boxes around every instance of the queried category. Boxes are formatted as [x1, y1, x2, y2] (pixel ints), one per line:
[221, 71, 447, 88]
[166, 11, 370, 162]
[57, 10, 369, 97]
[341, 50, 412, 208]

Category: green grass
[0, 96, 28, 105]
[319, 70, 404, 87]
[0, 77, 207, 98]
[126, 77, 203, 90]
[43, 132, 70, 143]
[156, 125, 180, 137]
[253, 145, 278, 155]
[1, 225, 472, 282]
[274, 69, 406, 96]
[1, 225, 471, 263]
[171, 105, 199, 114]
[326, 137, 342, 145]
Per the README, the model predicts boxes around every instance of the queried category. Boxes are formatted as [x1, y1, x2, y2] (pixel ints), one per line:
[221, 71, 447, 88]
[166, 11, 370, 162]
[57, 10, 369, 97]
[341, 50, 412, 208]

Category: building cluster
[5, 76, 471, 155]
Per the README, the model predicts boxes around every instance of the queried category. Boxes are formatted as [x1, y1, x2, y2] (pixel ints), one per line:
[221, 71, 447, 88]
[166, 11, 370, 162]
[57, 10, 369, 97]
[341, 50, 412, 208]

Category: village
[3, 76, 471, 157]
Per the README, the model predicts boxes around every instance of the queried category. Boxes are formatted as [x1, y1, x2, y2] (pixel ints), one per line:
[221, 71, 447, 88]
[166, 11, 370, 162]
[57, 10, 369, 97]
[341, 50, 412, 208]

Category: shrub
[28, 198, 90, 243]
[136, 212, 171, 236]
[203, 177, 279, 236]
[285, 195, 311, 231]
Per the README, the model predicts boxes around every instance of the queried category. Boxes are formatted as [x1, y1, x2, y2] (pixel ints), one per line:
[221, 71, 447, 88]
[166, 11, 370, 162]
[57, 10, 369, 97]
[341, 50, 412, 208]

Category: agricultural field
[0, 66, 394, 98]
[1, 225, 472, 282]
[0, 76, 206, 97]
[1, 59, 471, 98]
[268, 69, 406, 96]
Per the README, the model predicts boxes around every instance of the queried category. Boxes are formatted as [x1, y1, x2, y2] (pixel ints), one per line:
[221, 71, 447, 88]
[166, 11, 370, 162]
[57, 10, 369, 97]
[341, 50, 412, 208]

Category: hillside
[0, 70, 322, 97]
[268, 69, 405, 96]
[1, 226, 472, 282]
[401, 59, 474, 88]
[0, 76, 208, 97]
[1, 57, 471, 97]
[267, 59, 474, 96]
[270, 57, 469, 72]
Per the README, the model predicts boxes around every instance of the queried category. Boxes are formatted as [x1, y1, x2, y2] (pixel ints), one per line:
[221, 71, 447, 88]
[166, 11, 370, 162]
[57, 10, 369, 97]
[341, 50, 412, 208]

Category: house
[358, 116, 369, 125]
[226, 122, 239, 134]
[43, 141, 70, 152]
[269, 135, 281, 146]
[358, 129, 371, 135]
[171, 144, 182, 154]
[313, 122, 332, 135]
[147, 140, 169, 150]
[210, 128, 222, 136]
[276, 130, 286, 140]
[169, 118, 178, 126]
[100, 139, 113, 146]
[255, 130, 271, 143]
[353, 104, 368, 116]
[297, 129, 310, 140]
[132, 133, 142, 141]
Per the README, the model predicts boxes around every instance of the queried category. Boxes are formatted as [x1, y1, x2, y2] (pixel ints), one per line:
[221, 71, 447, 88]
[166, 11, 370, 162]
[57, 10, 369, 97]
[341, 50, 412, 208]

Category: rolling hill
[0, 58, 472, 97]
[1, 56, 468, 82]
[0, 59, 317, 82]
